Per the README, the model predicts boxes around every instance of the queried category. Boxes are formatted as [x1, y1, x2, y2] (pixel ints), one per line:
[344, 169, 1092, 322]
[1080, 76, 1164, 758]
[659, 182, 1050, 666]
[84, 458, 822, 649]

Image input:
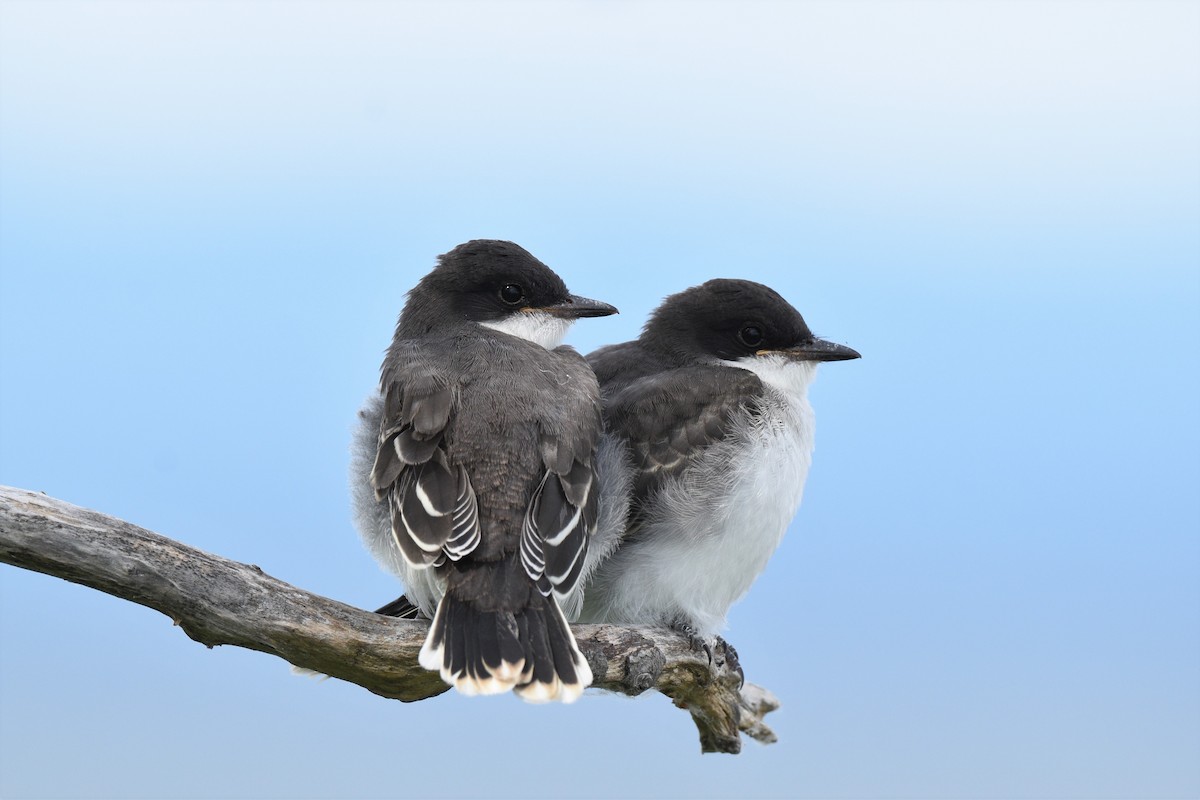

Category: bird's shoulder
[548, 343, 601, 385]
[604, 363, 766, 500]
[385, 330, 551, 383]
[606, 362, 765, 437]
[380, 337, 454, 388]
[586, 341, 653, 389]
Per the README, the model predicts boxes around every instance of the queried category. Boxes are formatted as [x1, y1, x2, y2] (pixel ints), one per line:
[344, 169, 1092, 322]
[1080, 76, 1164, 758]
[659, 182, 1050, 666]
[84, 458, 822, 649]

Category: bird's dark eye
[739, 325, 764, 348]
[499, 284, 525, 305]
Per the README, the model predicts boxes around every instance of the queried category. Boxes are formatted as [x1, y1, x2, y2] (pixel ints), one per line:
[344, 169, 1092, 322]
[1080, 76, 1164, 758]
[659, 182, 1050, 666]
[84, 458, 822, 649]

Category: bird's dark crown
[641, 278, 814, 363]
[397, 240, 572, 336]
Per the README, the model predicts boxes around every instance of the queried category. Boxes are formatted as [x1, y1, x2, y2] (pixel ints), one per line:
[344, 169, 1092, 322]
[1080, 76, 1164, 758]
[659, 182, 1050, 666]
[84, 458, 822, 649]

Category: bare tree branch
[0, 485, 778, 754]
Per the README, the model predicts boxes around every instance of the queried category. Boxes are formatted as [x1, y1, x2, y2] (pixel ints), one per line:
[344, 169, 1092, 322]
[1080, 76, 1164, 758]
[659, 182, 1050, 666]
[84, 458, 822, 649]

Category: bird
[576, 278, 859, 645]
[350, 240, 617, 702]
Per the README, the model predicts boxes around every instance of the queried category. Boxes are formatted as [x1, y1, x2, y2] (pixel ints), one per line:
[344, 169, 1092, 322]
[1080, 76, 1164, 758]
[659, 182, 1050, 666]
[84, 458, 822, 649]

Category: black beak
[777, 338, 861, 362]
[543, 294, 619, 319]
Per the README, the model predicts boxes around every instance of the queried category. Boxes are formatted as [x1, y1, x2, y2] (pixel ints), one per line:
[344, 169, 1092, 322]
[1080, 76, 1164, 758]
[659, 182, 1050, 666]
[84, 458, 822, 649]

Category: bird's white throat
[480, 311, 572, 350]
[727, 352, 818, 396]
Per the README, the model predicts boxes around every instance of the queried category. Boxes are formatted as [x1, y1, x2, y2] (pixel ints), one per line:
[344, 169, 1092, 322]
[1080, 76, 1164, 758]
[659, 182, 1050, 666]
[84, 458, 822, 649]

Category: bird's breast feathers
[593, 355, 819, 634]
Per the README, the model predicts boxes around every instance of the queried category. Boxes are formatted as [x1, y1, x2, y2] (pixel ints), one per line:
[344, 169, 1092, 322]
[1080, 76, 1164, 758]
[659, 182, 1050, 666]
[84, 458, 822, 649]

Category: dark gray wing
[518, 348, 603, 601]
[371, 342, 481, 568]
[603, 365, 765, 507]
[374, 594, 424, 620]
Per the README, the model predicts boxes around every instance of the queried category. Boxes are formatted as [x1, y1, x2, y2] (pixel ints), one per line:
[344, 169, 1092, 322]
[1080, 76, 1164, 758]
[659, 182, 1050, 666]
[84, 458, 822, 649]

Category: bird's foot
[671, 620, 713, 664]
[715, 637, 745, 688]
[669, 621, 745, 687]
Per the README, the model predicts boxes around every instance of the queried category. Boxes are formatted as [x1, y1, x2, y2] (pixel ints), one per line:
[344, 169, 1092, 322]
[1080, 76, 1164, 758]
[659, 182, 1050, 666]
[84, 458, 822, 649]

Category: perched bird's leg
[671, 619, 714, 664]
[668, 620, 745, 688]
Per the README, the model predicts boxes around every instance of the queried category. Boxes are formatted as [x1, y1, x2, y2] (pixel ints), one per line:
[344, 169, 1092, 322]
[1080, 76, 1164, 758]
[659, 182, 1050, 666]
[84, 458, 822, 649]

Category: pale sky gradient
[2, 2, 1198, 798]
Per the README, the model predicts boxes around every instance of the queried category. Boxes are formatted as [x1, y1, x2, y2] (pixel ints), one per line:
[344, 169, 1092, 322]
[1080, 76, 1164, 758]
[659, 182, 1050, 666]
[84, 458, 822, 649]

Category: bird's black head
[397, 240, 616, 338]
[641, 278, 860, 364]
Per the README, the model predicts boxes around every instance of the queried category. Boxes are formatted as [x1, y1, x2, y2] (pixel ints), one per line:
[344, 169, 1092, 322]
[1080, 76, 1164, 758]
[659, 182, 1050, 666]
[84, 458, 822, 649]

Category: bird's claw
[671, 621, 745, 687]
[671, 620, 713, 663]
[716, 637, 745, 688]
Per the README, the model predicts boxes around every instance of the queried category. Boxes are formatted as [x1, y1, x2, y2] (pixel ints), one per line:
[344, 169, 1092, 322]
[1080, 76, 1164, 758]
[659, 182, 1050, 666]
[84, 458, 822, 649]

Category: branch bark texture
[0, 485, 778, 754]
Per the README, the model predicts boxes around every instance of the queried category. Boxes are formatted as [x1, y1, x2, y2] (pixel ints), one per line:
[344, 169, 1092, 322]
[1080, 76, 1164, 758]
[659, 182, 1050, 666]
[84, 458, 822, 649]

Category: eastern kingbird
[576, 279, 858, 638]
[351, 240, 617, 702]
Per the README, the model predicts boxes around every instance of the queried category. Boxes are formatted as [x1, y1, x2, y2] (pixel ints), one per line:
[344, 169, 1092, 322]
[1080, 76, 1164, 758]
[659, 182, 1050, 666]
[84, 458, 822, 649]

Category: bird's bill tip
[772, 338, 861, 362]
[543, 294, 619, 318]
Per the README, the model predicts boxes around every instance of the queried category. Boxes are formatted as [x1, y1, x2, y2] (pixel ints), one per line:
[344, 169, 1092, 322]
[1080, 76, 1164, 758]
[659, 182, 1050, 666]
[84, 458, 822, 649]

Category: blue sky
[1, 1, 1198, 797]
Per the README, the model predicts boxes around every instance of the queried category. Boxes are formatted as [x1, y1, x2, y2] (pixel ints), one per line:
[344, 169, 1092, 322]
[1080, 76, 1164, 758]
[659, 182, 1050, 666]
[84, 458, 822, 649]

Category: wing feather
[373, 343, 481, 569]
[603, 365, 766, 513]
[518, 389, 602, 599]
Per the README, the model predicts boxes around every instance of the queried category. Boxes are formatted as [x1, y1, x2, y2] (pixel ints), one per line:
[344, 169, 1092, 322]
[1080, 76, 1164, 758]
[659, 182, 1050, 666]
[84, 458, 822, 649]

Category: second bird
[578, 279, 859, 638]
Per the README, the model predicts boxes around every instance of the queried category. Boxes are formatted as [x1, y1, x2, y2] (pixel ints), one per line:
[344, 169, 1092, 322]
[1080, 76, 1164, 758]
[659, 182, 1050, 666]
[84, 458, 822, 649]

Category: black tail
[418, 592, 593, 703]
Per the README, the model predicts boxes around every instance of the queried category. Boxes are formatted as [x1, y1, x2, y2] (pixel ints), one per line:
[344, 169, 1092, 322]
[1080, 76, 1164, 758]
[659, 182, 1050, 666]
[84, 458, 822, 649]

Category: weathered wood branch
[0, 485, 778, 754]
